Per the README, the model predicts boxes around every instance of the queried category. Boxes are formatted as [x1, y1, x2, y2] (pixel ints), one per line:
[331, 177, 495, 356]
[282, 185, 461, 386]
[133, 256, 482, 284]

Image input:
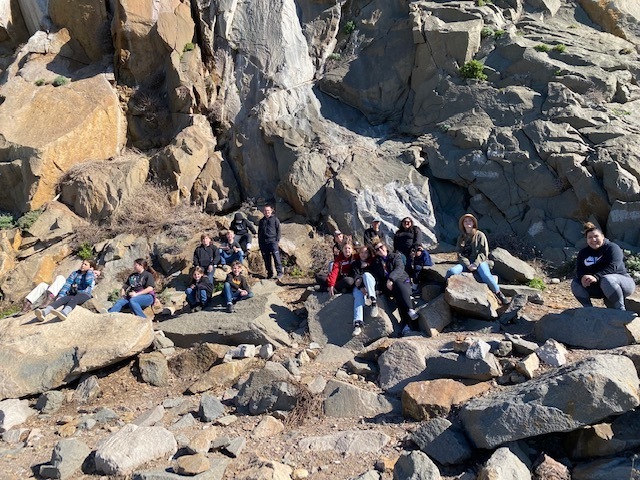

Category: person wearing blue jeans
[219, 231, 245, 265]
[223, 261, 254, 313]
[351, 245, 380, 336]
[185, 266, 213, 312]
[446, 214, 509, 305]
[108, 258, 156, 318]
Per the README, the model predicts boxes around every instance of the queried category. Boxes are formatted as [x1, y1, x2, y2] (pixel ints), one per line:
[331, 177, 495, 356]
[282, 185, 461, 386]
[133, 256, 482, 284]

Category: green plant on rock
[16, 209, 42, 231]
[76, 242, 94, 260]
[534, 44, 550, 53]
[553, 44, 567, 53]
[481, 27, 494, 38]
[0, 304, 19, 319]
[611, 107, 631, 116]
[493, 29, 506, 39]
[52, 76, 69, 87]
[476, 0, 491, 6]
[624, 251, 640, 284]
[183, 42, 195, 52]
[290, 265, 304, 278]
[528, 278, 547, 291]
[459, 60, 487, 81]
[35, 79, 45, 86]
[107, 289, 121, 303]
[0, 212, 16, 230]
[327, 53, 342, 61]
[344, 20, 356, 34]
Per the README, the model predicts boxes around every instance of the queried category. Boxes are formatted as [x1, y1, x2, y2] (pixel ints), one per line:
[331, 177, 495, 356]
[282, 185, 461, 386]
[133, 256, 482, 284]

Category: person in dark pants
[371, 241, 419, 336]
[258, 204, 283, 279]
[185, 266, 213, 312]
[230, 212, 257, 253]
[193, 233, 220, 284]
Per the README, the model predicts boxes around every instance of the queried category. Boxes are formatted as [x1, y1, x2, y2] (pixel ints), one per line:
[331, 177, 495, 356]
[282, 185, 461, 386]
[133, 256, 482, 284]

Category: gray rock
[138, 351, 170, 387]
[283, 358, 300, 376]
[133, 406, 165, 427]
[352, 471, 381, 480]
[152, 333, 174, 350]
[35, 390, 64, 414]
[160, 291, 296, 348]
[504, 333, 539, 355]
[170, 413, 197, 431]
[536, 339, 567, 367]
[425, 351, 503, 381]
[167, 343, 227, 378]
[459, 355, 640, 449]
[77, 416, 97, 431]
[490, 248, 537, 283]
[95, 424, 177, 475]
[323, 380, 397, 418]
[134, 457, 230, 480]
[223, 436, 246, 458]
[378, 340, 431, 394]
[0, 399, 36, 432]
[466, 340, 491, 360]
[228, 344, 257, 359]
[235, 362, 297, 414]
[74, 375, 100, 404]
[259, 344, 274, 359]
[345, 359, 374, 376]
[535, 307, 640, 349]
[299, 430, 390, 454]
[417, 295, 452, 337]
[478, 446, 532, 480]
[572, 456, 640, 480]
[411, 418, 473, 465]
[393, 451, 441, 480]
[45, 438, 92, 480]
[3, 428, 27, 444]
[445, 273, 499, 320]
[314, 344, 355, 369]
[199, 393, 225, 423]
[93, 407, 119, 423]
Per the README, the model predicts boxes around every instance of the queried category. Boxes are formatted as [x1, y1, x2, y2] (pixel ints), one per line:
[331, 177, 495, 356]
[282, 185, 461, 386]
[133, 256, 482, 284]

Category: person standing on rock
[230, 212, 257, 254]
[446, 213, 509, 305]
[258, 204, 283, 280]
[371, 241, 419, 336]
[108, 259, 157, 318]
[351, 245, 380, 336]
[34, 260, 96, 322]
[572, 222, 636, 310]
[193, 233, 220, 284]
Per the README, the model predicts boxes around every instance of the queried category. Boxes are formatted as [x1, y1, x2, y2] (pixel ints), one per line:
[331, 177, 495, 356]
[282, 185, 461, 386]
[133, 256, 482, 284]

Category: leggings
[42, 293, 91, 316]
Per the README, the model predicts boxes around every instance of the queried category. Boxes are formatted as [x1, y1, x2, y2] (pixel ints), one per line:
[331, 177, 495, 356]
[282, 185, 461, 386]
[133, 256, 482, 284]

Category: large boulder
[459, 355, 640, 448]
[0, 47, 126, 213]
[577, 0, 640, 49]
[0, 307, 154, 399]
[445, 273, 500, 320]
[490, 247, 537, 283]
[534, 308, 640, 349]
[323, 380, 397, 418]
[0, 0, 29, 47]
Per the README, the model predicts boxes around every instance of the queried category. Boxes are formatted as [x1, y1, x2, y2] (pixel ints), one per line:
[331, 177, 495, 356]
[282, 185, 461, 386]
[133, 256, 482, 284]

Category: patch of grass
[481, 27, 494, 39]
[553, 44, 567, 53]
[213, 282, 224, 293]
[289, 266, 304, 278]
[476, 0, 492, 5]
[327, 53, 342, 61]
[17, 209, 42, 231]
[52, 76, 69, 87]
[528, 278, 547, 291]
[0, 303, 19, 319]
[183, 42, 195, 52]
[534, 44, 550, 53]
[493, 29, 506, 39]
[611, 107, 631, 116]
[107, 289, 121, 303]
[554, 69, 563, 76]
[0, 212, 16, 230]
[439, 123, 451, 133]
[76, 242, 94, 260]
[344, 20, 356, 34]
[459, 60, 487, 81]
[35, 79, 45, 86]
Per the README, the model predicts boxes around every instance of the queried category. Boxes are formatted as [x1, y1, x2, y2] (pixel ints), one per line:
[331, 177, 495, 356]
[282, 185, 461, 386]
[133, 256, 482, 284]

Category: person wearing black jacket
[364, 219, 387, 247]
[350, 245, 380, 336]
[571, 222, 635, 310]
[371, 241, 419, 336]
[258, 205, 283, 279]
[393, 217, 422, 265]
[185, 266, 213, 312]
[193, 233, 220, 283]
[231, 212, 257, 253]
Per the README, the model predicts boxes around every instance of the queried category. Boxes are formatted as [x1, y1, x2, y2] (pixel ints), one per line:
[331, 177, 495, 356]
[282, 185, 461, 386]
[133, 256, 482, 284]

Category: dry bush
[284, 381, 325, 427]
[488, 232, 540, 261]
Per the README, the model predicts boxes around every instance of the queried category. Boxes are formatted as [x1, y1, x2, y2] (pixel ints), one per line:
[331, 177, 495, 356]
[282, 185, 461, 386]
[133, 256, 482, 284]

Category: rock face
[0, 307, 154, 399]
[459, 355, 640, 449]
[534, 308, 640, 349]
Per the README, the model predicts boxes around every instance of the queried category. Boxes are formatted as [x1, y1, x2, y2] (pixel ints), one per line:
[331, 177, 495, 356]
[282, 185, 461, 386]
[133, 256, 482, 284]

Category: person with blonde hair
[446, 213, 509, 305]
[571, 222, 635, 310]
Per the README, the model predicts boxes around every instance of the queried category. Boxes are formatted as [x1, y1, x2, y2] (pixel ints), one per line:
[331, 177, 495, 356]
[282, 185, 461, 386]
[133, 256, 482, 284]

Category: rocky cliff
[0, 0, 639, 263]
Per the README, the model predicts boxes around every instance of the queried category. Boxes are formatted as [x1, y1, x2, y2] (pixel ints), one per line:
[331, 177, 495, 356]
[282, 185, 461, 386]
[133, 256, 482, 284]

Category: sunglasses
[375, 245, 385, 251]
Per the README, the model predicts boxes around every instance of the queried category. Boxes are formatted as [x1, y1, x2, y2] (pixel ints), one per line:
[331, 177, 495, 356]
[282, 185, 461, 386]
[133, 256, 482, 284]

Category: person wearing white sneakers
[371, 241, 419, 336]
[350, 245, 379, 336]
[34, 260, 96, 322]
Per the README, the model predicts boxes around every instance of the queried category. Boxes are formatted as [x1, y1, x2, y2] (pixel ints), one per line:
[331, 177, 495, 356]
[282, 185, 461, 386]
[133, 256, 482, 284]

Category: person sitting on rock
[231, 212, 257, 253]
[410, 243, 433, 291]
[219, 230, 244, 265]
[185, 266, 213, 312]
[571, 222, 636, 310]
[316, 242, 358, 295]
[34, 260, 97, 322]
[193, 233, 220, 284]
[371, 241, 419, 336]
[393, 217, 423, 266]
[446, 213, 509, 305]
[350, 245, 380, 336]
[108, 258, 157, 318]
[364, 219, 387, 247]
[20, 274, 67, 314]
[223, 261, 253, 313]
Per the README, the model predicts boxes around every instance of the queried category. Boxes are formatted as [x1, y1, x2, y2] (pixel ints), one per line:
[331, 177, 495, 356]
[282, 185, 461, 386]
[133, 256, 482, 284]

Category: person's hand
[386, 280, 393, 290]
[208, 265, 213, 272]
[581, 275, 597, 287]
[329, 286, 335, 297]
[240, 289, 248, 296]
[355, 278, 362, 288]
[468, 264, 477, 272]
[129, 291, 138, 298]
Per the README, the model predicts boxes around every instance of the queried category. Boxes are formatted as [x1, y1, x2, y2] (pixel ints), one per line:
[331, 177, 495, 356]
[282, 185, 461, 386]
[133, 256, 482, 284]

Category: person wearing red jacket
[315, 243, 358, 294]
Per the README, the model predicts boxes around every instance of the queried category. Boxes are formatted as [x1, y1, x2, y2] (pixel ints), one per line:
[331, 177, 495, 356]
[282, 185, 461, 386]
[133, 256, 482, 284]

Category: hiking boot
[40, 293, 55, 309]
[34, 309, 46, 322]
[408, 309, 419, 321]
[352, 322, 363, 336]
[192, 305, 202, 313]
[370, 302, 379, 318]
[496, 291, 510, 305]
[20, 300, 33, 315]
[226, 303, 234, 313]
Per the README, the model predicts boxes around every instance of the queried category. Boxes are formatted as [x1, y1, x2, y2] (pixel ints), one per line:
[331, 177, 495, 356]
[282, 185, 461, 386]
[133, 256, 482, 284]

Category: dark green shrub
[35, 79, 45, 86]
[0, 212, 15, 230]
[459, 60, 487, 81]
[52, 76, 69, 87]
[16, 209, 42, 231]
[534, 44, 550, 52]
[553, 44, 567, 53]
[183, 42, 195, 52]
[344, 20, 356, 34]
[528, 278, 547, 291]
[76, 242, 94, 260]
